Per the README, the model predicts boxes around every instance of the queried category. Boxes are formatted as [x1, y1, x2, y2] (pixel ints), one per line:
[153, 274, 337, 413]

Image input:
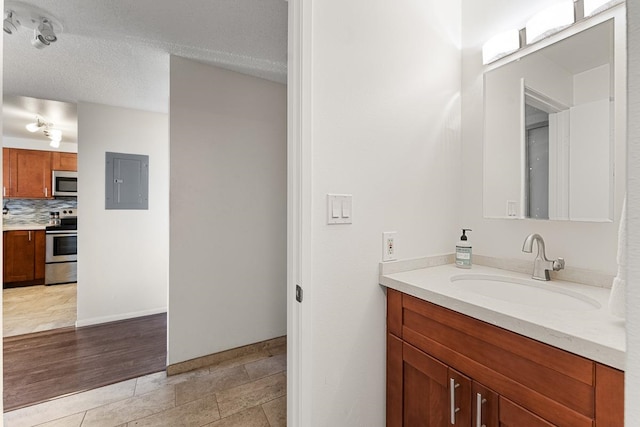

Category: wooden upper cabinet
[3, 149, 77, 198]
[3, 148, 10, 197]
[9, 149, 52, 198]
[51, 152, 77, 171]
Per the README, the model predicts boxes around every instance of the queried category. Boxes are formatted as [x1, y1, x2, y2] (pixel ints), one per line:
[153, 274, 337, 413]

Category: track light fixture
[3, 2, 62, 49]
[32, 18, 57, 49]
[3, 10, 20, 34]
[25, 115, 63, 146]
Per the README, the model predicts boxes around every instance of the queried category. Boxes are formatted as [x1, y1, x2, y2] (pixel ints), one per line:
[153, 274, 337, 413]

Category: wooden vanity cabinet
[3, 230, 45, 287]
[386, 289, 624, 427]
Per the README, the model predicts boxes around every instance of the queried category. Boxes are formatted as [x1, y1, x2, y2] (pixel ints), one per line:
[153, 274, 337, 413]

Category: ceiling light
[45, 129, 62, 142]
[25, 116, 47, 132]
[526, 2, 575, 44]
[3, 10, 19, 34]
[482, 29, 520, 64]
[3, 2, 63, 49]
[26, 115, 63, 145]
[32, 19, 57, 49]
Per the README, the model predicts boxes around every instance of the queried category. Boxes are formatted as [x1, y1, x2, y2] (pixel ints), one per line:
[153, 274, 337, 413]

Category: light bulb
[482, 29, 520, 64]
[526, 1, 574, 44]
[48, 129, 62, 140]
[26, 122, 40, 132]
[49, 140, 60, 148]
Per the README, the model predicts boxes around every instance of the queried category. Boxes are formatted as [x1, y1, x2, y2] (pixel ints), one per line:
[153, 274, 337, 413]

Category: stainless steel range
[45, 209, 77, 285]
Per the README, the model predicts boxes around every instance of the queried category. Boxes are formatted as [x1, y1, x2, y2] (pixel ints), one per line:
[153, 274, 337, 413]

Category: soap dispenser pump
[455, 229, 472, 269]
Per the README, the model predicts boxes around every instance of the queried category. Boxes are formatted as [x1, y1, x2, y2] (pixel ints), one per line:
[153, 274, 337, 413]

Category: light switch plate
[327, 194, 353, 224]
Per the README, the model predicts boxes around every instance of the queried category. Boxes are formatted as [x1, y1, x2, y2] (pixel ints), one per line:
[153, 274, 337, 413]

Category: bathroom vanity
[381, 262, 624, 427]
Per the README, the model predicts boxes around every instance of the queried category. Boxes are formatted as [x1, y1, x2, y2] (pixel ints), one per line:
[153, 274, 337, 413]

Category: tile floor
[4, 344, 287, 427]
[3, 283, 77, 336]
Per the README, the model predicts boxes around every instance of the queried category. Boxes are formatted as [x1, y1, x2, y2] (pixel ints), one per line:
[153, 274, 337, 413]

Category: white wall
[461, 1, 626, 275]
[626, 1, 640, 423]
[3, 136, 77, 153]
[76, 102, 169, 326]
[303, 1, 461, 424]
[168, 57, 287, 365]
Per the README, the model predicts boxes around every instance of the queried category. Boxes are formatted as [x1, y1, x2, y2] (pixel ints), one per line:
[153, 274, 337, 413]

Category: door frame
[287, 0, 312, 425]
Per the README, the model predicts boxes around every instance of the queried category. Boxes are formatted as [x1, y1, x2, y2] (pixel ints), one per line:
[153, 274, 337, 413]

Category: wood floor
[3, 313, 167, 412]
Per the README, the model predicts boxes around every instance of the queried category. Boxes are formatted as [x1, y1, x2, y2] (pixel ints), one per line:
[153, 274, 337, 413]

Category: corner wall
[77, 102, 169, 326]
[304, 1, 462, 424]
[168, 57, 287, 365]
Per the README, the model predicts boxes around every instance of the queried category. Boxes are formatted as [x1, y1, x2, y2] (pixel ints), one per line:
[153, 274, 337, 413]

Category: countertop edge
[3, 224, 47, 231]
[380, 270, 625, 371]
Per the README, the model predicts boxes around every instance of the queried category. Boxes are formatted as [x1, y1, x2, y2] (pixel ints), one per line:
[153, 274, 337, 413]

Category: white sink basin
[450, 274, 601, 311]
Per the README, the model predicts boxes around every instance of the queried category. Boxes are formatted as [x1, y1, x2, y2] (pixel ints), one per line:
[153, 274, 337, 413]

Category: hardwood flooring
[3, 313, 167, 412]
[3, 283, 77, 337]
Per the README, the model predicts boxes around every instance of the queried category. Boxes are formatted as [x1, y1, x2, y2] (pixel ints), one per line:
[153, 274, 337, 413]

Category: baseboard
[167, 335, 287, 376]
[75, 307, 168, 328]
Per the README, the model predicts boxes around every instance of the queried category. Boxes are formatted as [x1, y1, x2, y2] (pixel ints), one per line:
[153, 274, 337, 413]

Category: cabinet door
[473, 382, 499, 427]
[401, 342, 471, 427]
[3, 148, 10, 197]
[3, 231, 36, 283]
[10, 149, 52, 198]
[51, 152, 77, 171]
[34, 231, 46, 281]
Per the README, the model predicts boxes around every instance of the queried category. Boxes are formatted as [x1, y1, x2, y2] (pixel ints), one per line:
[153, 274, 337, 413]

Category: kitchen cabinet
[3, 230, 45, 287]
[4, 148, 52, 198]
[51, 152, 78, 171]
[387, 289, 624, 427]
[3, 148, 10, 197]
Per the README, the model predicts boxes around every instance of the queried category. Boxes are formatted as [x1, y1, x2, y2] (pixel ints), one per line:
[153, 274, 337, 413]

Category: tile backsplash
[2, 198, 78, 226]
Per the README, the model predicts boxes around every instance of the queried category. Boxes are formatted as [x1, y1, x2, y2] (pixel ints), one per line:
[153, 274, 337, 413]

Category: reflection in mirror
[483, 18, 615, 222]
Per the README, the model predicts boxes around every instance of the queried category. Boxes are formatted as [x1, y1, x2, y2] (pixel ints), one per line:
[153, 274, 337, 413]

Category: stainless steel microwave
[52, 170, 78, 197]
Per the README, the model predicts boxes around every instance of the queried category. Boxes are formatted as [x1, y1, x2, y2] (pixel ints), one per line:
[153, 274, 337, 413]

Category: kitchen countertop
[3, 224, 47, 231]
[380, 262, 625, 370]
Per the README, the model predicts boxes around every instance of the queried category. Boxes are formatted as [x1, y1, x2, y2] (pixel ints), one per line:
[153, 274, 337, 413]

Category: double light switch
[327, 194, 353, 224]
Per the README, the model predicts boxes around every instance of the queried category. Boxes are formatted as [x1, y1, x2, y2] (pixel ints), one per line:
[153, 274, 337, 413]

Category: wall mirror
[483, 18, 615, 222]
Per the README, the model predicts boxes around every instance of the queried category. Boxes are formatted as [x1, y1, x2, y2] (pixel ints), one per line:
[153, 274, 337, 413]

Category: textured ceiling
[3, 0, 288, 119]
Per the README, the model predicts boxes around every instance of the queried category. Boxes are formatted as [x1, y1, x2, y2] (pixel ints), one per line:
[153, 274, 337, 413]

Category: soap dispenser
[455, 229, 472, 269]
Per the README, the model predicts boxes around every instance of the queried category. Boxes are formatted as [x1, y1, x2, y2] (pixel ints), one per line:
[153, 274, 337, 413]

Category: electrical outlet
[382, 231, 397, 262]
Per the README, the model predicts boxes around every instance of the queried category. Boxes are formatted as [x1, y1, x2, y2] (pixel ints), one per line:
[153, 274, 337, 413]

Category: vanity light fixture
[584, 0, 623, 17]
[482, 0, 624, 65]
[482, 29, 520, 65]
[525, 1, 575, 44]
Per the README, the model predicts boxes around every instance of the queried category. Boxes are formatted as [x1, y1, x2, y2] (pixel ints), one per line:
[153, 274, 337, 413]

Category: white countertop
[3, 224, 47, 231]
[380, 262, 625, 370]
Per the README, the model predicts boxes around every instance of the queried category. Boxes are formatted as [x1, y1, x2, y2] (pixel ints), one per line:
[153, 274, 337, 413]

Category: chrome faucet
[522, 234, 565, 281]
